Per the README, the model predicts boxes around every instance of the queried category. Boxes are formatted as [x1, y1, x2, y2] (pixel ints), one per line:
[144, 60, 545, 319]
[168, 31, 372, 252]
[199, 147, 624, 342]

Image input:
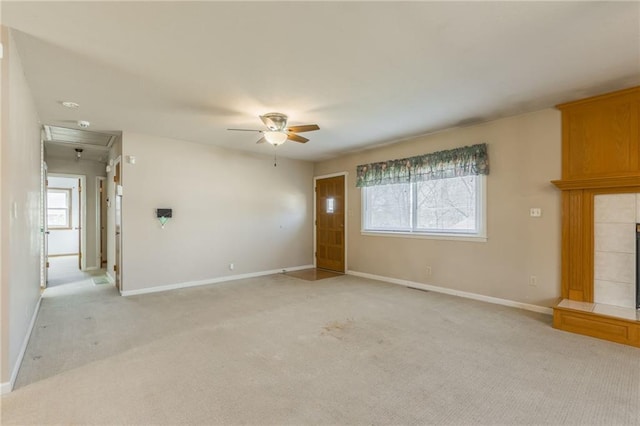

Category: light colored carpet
[285, 268, 343, 281]
[92, 276, 110, 285]
[2, 274, 639, 425]
[47, 255, 105, 288]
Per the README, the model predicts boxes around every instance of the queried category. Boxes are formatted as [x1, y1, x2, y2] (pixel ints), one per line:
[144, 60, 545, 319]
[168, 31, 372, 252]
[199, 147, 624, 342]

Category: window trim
[361, 176, 487, 242]
[47, 187, 72, 230]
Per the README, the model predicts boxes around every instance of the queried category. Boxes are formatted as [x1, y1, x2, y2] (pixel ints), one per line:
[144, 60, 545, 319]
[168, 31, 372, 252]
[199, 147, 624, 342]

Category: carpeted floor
[46, 255, 105, 288]
[2, 274, 639, 425]
[284, 268, 343, 281]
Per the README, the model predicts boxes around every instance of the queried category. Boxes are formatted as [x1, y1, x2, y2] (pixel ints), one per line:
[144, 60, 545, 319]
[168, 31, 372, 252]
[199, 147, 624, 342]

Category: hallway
[46, 255, 106, 288]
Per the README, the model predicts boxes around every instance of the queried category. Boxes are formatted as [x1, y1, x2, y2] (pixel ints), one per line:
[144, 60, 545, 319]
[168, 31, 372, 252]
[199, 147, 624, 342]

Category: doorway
[97, 177, 107, 268]
[114, 160, 122, 291]
[45, 174, 86, 287]
[314, 173, 347, 273]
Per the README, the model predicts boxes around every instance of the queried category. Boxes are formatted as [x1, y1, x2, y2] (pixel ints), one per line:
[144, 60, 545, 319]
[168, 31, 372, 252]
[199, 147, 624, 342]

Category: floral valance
[356, 143, 489, 187]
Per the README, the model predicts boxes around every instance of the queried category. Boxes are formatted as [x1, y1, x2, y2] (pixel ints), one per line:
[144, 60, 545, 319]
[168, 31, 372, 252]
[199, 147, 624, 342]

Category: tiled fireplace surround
[594, 193, 639, 309]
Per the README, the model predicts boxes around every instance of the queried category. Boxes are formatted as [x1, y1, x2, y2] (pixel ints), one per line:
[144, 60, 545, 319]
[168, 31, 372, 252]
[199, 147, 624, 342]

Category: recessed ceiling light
[61, 101, 80, 108]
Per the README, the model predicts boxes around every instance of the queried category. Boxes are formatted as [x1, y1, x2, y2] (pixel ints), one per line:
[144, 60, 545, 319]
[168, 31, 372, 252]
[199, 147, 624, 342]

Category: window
[363, 176, 485, 237]
[47, 188, 72, 229]
[357, 143, 489, 240]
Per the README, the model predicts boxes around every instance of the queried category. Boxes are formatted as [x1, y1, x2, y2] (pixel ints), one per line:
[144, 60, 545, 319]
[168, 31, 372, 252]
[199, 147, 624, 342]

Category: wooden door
[115, 162, 122, 290]
[316, 175, 345, 272]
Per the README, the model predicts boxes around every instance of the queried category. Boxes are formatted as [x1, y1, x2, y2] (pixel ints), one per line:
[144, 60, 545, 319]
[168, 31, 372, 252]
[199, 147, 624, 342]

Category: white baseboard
[347, 270, 553, 316]
[121, 264, 315, 297]
[84, 266, 99, 271]
[1, 295, 42, 395]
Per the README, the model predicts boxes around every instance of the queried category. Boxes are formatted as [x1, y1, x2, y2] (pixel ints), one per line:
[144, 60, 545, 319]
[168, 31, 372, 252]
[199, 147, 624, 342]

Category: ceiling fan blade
[286, 124, 320, 133]
[256, 137, 267, 144]
[227, 128, 263, 132]
[287, 133, 309, 143]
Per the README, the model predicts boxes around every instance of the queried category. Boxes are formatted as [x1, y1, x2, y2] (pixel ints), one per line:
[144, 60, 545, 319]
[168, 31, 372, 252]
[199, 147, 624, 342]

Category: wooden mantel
[551, 86, 640, 347]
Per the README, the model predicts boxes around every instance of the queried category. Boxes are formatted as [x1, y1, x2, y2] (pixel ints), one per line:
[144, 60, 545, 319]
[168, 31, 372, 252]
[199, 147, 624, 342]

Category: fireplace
[551, 86, 640, 347]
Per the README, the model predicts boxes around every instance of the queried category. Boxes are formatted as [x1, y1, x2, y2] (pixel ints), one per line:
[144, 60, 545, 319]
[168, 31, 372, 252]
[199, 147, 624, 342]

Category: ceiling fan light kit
[264, 131, 288, 146]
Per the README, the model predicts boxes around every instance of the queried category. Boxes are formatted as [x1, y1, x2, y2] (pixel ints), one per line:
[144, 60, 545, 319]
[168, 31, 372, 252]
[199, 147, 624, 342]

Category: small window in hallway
[47, 188, 72, 229]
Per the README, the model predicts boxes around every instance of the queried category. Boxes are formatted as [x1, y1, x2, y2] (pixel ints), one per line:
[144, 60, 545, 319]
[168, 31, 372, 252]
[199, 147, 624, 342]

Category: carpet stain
[321, 319, 354, 340]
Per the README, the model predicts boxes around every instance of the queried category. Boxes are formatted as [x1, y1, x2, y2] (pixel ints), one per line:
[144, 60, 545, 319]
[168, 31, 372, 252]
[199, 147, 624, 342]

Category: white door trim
[313, 172, 348, 272]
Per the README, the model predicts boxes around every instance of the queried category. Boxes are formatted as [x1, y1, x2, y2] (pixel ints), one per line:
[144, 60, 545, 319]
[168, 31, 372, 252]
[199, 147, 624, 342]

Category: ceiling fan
[228, 112, 320, 146]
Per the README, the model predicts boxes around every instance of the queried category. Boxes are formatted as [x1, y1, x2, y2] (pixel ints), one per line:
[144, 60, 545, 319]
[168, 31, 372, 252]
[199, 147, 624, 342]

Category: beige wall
[46, 157, 107, 269]
[315, 109, 562, 307]
[120, 132, 314, 293]
[0, 28, 42, 388]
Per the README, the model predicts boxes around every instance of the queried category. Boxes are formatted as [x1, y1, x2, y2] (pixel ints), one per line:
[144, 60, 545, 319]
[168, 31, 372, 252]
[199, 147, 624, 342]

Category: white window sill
[361, 230, 487, 243]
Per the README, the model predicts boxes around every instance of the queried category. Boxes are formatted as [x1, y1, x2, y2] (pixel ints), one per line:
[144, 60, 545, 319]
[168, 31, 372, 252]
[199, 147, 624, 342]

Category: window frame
[47, 187, 72, 230]
[361, 175, 487, 242]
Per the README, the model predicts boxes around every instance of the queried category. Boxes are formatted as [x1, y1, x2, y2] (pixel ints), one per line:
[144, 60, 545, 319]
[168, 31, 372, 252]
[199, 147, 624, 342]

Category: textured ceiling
[3, 1, 639, 161]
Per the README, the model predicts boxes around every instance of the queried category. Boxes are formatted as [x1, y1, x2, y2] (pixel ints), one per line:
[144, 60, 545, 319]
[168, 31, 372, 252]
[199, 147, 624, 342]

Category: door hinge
[114, 176, 118, 183]
[46, 261, 50, 268]
[114, 264, 118, 272]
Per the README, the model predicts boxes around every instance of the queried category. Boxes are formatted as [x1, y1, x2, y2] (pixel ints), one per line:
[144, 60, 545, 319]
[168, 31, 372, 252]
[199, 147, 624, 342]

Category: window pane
[416, 176, 477, 232]
[47, 209, 68, 227]
[364, 183, 412, 230]
[47, 191, 68, 208]
[326, 198, 335, 213]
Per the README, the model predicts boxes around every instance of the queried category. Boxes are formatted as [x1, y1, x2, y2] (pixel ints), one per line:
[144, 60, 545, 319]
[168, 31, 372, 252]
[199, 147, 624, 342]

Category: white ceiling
[3, 1, 639, 162]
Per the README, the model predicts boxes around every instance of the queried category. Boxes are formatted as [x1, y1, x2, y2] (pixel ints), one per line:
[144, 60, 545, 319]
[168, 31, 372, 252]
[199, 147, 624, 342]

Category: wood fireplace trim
[551, 86, 640, 347]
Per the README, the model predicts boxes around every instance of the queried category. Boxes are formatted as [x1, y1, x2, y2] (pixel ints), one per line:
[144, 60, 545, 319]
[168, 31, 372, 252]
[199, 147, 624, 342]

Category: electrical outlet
[426, 266, 432, 276]
[229, 263, 234, 271]
[530, 208, 542, 217]
[529, 275, 537, 286]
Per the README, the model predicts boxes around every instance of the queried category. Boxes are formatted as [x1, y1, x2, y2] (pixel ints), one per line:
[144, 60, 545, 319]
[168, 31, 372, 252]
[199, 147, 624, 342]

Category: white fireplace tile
[557, 299, 595, 312]
[594, 223, 635, 253]
[594, 251, 635, 284]
[594, 193, 636, 223]
[593, 303, 639, 321]
[594, 280, 636, 309]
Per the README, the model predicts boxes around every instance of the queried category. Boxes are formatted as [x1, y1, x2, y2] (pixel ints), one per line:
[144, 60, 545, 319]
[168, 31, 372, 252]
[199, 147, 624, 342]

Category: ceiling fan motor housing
[260, 112, 288, 131]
